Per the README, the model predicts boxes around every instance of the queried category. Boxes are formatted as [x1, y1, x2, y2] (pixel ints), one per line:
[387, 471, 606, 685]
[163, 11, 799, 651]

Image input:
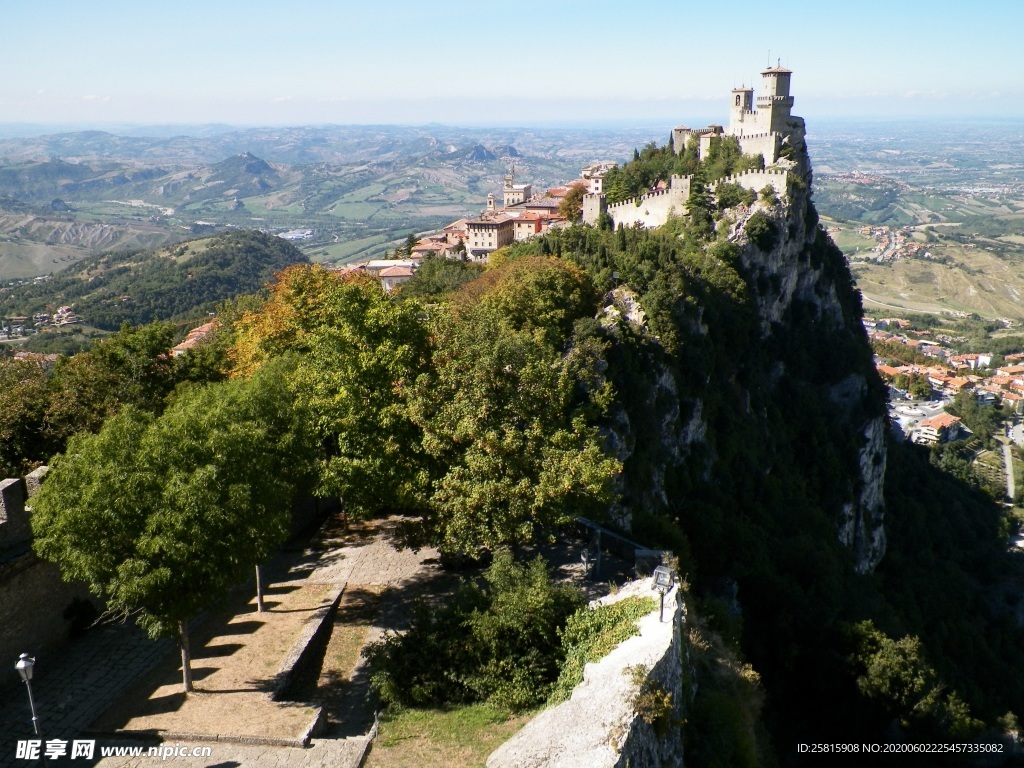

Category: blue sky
[2, 0, 1020, 127]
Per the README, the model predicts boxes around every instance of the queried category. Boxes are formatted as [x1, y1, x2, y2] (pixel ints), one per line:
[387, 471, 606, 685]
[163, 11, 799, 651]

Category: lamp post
[15, 653, 40, 736]
[651, 565, 675, 622]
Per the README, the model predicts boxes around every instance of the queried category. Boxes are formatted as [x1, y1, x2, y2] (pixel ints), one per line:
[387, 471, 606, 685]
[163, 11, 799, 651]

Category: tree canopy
[231, 264, 433, 516]
[409, 257, 620, 554]
[32, 359, 314, 688]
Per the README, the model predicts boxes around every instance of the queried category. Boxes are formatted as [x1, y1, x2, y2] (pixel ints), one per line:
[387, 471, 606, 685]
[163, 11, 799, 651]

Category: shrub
[549, 595, 657, 703]
[745, 212, 778, 252]
[366, 550, 584, 711]
[715, 182, 756, 212]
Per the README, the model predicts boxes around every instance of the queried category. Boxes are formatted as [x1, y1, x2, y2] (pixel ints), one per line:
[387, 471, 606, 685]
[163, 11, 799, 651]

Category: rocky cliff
[597, 120, 888, 576]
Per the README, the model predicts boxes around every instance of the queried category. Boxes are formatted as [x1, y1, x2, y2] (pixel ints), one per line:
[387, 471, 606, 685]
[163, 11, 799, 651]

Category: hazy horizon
[4, 0, 1022, 128]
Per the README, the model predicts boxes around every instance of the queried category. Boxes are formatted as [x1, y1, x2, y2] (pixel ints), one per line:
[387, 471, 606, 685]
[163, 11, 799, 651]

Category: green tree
[231, 265, 432, 517]
[409, 258, 620, 555]
[32, 359, 313, 692]
[0, 358, 50, 476]
[851, 620, 983, 739]
[946, 388, 999, 445]
[366, 549, 584, 711]
[687, 167, 715, 241]
[44, 321, 179, 444]
[398, 255, 484, 301]
[558, 182, 589, 223]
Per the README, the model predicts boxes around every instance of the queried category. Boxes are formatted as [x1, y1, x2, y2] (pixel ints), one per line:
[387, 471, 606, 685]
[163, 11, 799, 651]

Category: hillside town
[868, 315, 1024, 446]
[331, 163, 611, 291]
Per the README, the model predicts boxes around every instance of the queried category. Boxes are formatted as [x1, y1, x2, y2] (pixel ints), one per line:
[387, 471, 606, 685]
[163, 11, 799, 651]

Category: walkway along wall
[487, 578, 686, 768]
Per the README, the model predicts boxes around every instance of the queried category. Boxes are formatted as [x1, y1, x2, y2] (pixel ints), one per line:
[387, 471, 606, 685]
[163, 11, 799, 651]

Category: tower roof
[762, 65, 792, 75]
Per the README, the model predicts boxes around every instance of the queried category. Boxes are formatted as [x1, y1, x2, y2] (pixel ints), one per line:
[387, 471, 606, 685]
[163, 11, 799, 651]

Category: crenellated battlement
[607, 186, 676, 211]
[584, 66, 803, 231]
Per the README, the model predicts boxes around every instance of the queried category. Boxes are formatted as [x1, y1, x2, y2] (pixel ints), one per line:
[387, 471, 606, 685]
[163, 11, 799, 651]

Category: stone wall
[605, 176, 690, 230]
[603, 169, 788, 232]
[718, 168, 789, 200]
[0, 553, 93, 671]
[735, 132, 781, 167]
[0, 477, 30, 550]
[487, 579, 685, 768]
[0, 467, 96, 668]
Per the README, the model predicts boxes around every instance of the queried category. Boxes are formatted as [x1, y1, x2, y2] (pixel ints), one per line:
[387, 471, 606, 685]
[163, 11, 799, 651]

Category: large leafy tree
[557, 182, 589, 223]
[32, 358, 314, 691]
[0, 358, 49, 477]
[44, 321, 180, 443]
[409, 257, 620, 554]
[231, 264, 432, 516]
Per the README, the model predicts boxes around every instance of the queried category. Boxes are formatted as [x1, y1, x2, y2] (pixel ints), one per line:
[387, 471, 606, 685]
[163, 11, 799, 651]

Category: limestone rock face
[601, 119, 888, 574]
[839, 416, 888, 573]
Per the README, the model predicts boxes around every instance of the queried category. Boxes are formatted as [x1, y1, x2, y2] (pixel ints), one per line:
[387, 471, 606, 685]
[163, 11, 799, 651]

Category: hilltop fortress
[583, 65, 805, 230]
[374, 67, 806, 277]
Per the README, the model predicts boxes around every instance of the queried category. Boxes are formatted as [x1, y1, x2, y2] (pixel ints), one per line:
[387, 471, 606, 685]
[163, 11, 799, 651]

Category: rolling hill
[0, 124, 660, 277]
[0, 230, 308, 330]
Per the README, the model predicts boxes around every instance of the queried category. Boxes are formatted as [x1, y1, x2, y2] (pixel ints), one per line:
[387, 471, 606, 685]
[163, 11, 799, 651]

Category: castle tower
[502, 164, 532, 207]
[757, 65, 794, 134]
[729, 86, 754, 135]
[486, 192, 495, 212]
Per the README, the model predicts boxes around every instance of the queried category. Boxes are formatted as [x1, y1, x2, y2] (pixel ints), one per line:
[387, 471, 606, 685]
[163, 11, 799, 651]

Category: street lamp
[15, 653, 41, 736]
[651, 565, 675, 622]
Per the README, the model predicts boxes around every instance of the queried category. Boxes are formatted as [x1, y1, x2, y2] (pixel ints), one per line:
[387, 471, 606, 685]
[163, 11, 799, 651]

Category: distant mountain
[461, 144, 498, 162]
[0, 230, 307, 330]
[0, 123, 660, 276]
[0, 158, 168, 203]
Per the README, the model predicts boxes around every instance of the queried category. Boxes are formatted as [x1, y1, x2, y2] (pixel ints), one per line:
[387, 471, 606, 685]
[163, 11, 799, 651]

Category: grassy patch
[549, 595, 657, 704]
[364, 703, 534, 768]
[973, 450, 1005, 490]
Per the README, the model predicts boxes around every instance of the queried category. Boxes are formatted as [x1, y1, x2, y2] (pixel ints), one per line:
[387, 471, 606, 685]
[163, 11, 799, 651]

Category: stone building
[673, 64, 798, 165]
[466, 213, 516, 261]
[502, 168, 532, 208]
[583, 65, 802, 230]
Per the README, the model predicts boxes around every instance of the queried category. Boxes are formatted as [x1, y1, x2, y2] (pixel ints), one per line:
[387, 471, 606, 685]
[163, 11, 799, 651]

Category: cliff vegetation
[15, 129, 1024, 764]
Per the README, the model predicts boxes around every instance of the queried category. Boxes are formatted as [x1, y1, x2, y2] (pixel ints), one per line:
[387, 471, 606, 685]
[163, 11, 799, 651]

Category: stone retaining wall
[487, 579, 686, 768]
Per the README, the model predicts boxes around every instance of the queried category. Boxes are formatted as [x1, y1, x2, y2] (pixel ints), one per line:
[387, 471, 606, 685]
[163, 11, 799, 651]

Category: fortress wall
[736, 132, 780, 164]
[718, 168, 789, 199]
[488, 579, 686, 768]
[583, 193, 607, 226]
[607, 188, 687, 230]
[0, 553, 93, 670]
[0, 478, 30, 550]
[0, 468, 95, 667]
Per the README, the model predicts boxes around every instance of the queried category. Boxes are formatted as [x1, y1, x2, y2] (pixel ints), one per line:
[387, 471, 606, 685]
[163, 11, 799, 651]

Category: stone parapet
[487, 579, 685, 768]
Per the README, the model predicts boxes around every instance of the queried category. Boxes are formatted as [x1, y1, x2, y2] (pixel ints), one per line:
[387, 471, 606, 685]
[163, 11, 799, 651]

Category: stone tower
[729, 86, 755, 135]
[758, 65, 794, 134]
[502, 166, 532, 207]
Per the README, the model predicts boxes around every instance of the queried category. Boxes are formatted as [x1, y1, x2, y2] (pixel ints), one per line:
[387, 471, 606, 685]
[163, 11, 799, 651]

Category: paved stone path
[1003, 441, 1016, 501]
[1, 515, 438, 768]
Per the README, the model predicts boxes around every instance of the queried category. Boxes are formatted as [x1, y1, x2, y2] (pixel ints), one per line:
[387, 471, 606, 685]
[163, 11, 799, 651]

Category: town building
[379, 265, 416, 292]
[915, 413, 966, 444]
[466, 213, 516, 261]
